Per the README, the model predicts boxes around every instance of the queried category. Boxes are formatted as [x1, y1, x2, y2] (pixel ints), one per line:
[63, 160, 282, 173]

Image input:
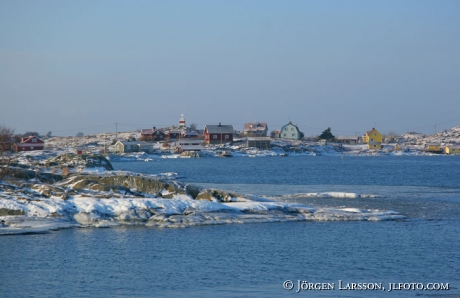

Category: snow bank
[0, 193, 404, 234]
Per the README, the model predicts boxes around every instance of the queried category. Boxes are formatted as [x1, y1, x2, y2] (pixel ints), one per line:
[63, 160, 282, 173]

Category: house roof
[183, 131, 199, 136]
[21, 136, 44, 144]
[281, 122, 300, 131]
[205, 124, 234, 134]
[154, 129, 167, 135]
[366, 128, 381, 135]
[243, 122, 267, 132]
[141, 129, 154, 135]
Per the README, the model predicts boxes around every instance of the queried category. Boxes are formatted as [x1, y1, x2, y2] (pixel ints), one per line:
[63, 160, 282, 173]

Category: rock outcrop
[45, 153, 114, 171]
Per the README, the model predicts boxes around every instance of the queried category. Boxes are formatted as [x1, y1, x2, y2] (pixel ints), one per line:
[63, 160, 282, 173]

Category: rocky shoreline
[0, 152, 405, 234]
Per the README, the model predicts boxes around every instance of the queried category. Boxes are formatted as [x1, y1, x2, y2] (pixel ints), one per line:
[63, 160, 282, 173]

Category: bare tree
[0, 125, 15, 180]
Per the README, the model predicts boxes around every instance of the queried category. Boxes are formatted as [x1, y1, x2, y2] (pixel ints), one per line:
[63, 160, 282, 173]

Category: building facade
[204, 123, 234, 145]
[243, 122, 268, 137]
[14, 136, 45, 152]
[362, 128, 382, 149]
[279, 122, 301, 140]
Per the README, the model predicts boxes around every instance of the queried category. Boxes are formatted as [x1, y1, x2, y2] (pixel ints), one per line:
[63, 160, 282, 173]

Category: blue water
[1, 156, 460, 297]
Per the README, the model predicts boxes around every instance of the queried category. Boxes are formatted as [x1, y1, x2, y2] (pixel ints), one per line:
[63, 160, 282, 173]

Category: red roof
[21, 136, 44, 144]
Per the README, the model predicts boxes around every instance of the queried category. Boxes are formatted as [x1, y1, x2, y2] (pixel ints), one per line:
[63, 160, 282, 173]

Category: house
[137, 141, 154, 153]
[445, 145, 460, 155]
[175, 140, 204, 154]
[152, 129, 167, 142]
[362, 128, 382, 149]
[114, 141, 138, 153]
[140, 128, 155, 141]
[425, 143, 443, 154]
[141, 128, 167, 142]
[246, 137, 271, 150]
[243, 122, 268, 137]
[113, 140, 153, 153]
[279, 122, 301, 140]
[336, 136, 360, 144]
[204, 123, 234, 145]
[168, 130, 182, 140]
[14, 136, 45, 152]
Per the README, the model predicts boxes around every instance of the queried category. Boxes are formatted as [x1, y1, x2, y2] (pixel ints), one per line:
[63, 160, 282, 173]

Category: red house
[204, 123, 234, 145]
[14, 136, 45, 152]
[140, 128, 167, 142]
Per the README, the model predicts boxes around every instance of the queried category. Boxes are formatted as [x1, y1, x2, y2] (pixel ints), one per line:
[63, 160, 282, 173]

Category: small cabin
[445, 145, 460, 155]
[425, 143, 443, 153]
[14, 136, 45, 152]
[246, 137, 271, 150]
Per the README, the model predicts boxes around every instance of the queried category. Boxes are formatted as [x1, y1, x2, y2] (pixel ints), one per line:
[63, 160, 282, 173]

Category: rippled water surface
[1, 156, 460, 297]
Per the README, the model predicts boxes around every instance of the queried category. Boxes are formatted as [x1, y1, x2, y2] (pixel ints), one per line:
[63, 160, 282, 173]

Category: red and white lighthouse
[179, 114, 186, 128]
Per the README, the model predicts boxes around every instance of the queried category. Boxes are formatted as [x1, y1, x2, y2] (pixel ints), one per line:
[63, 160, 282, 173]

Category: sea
[1, 155, 460, 297]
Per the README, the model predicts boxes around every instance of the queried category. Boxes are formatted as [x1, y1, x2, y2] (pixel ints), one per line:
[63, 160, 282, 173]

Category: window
[213, 135, 217, 139]
[374, 133, 377, 136]
[292, 133, 294, 137]
[370, 138, 374, 142]
[31, 147, 34, 150]
[291, 127, 294, 131]
[283, 133, 286, 137]
[32, 138, 37, 143]
[225, 135, 229, 139]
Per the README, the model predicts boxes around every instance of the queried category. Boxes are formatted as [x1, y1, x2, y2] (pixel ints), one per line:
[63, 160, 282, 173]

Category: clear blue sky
[1, 0, 459, 137]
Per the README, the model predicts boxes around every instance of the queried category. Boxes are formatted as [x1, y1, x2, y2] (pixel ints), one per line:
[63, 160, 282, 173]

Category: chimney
[219, 122, 221, 127]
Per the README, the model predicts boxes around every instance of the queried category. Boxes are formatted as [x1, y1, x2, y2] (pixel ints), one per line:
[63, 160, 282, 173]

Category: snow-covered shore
[0, 151, 406, 235]
[0, 190, 404, 235]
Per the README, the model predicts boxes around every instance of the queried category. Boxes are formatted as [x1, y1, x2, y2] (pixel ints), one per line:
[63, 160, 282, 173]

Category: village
[2, 114, 460, 158]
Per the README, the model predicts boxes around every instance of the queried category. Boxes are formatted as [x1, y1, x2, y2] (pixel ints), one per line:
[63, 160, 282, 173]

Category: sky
[1, 0, 459, 137]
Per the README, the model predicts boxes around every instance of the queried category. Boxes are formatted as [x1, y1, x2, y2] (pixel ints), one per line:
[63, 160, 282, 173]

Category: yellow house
[425, 143, 443, 153]
[363, 128, 382, 150]
[445, 145, 460, 155]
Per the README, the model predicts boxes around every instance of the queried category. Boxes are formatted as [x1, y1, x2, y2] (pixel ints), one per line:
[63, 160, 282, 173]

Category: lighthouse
[179, 114, 186, 128]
